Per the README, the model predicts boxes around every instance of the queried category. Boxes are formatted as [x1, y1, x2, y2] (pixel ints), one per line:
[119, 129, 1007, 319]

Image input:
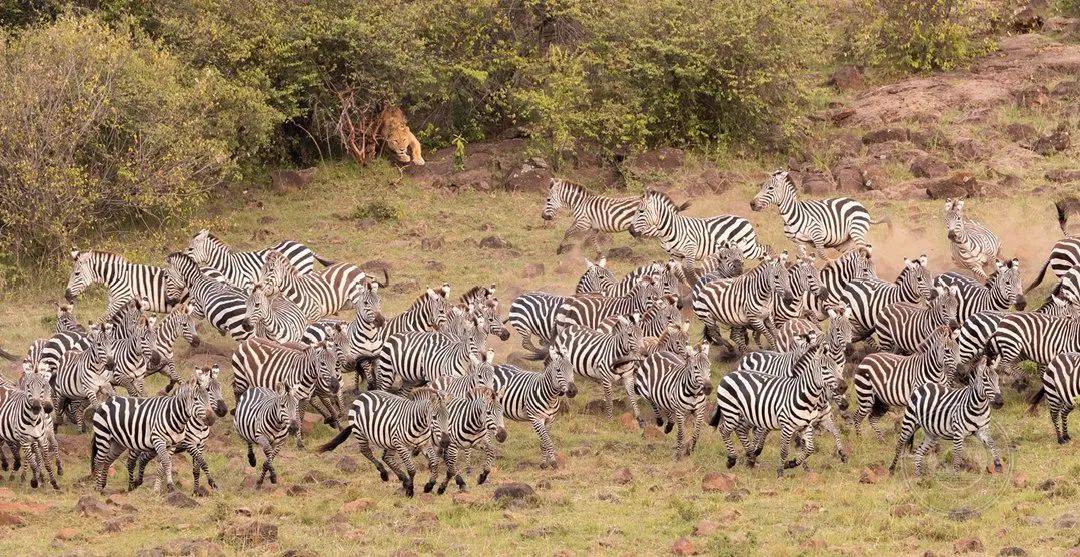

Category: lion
[375, 106, 424, 166]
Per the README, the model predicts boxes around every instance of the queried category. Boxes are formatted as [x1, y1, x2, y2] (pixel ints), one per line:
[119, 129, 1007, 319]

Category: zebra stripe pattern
[507, 292, 565, 352]
[375, 313, 488, 391]
[146, 302, 202, 392]
[554, 275, 661, 333]
[1028, 352, 1080, 444]
[944, 198, 1002, 279]
[954, 292, 1078, 369]
[1026, 237, 1080, 294]
[0, 364, 58, 489]
[53, 324, 116, 432]
[234, 384, 301, 487]
[633, 189, 769, 260]
[626, 342, 712, 459]
[575, 258, 616, 295]
[546, 315, 642, 417]
[430, 349, 497, 399]
[841, 255, 932, 339]
[108, 314, 157, 397]
[166, 253, 253, 341]
[422, 386, 507, 494]
[65, 250, 182, 314]
[683, 242, 744, 287]
[262, 249, 385, 320]
[692, 254, 793, 354]
[491, 348, 577, 468]
[185, 229, 332, 289]
[876, 285, 959, 354]
[245, 282, 309, 344]
[890, 358, 1003, 476]
[933, 259, 1026, 322]
[986, 312, 1080, 376]
[751, 170, 877, 252]
[542, 178, 648, 253]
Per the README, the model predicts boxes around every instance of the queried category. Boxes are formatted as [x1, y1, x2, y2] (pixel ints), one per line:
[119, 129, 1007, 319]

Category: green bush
[0, 15, 277, 263]
[350, 201, 401, 223]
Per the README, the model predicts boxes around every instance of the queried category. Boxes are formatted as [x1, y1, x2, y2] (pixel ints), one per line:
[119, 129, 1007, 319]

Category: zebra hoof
[207, 478, 218, 490]
[379, 470, 390, 482]
[838, 451, 848, 463]
[404, 484, 415, 498]
[725, 456, 737, 469]
[783, 459, 799, 470]
[51, 480, 60, 490]
[477, 471, 489, 485]
[775, 468, 784, 478]
[247, 453, 256, 467]
[436, 484, 447, 495]
[993, 460, 1002, 473]
[30, 478, 38, 489]
[423, 481, 435, 493]
[194, 485, 210, 497]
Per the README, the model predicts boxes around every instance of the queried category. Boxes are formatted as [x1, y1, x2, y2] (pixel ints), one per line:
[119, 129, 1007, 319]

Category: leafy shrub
[350, 201, 400, 223]
[0, 15, 277, 263]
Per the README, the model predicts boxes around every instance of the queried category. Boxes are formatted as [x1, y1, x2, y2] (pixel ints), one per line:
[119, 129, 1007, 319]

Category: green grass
[0, 160, 1077, 556]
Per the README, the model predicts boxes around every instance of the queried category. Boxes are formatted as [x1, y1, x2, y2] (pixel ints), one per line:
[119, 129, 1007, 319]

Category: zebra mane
[776, 171, 798, 191]
[460, 285, 494, 304]
[80, 250, 129, 264]
[645, 189, 680, 209]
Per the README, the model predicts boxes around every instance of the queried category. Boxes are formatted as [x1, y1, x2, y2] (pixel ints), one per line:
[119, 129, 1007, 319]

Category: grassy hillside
[0, 158, 1076, 556]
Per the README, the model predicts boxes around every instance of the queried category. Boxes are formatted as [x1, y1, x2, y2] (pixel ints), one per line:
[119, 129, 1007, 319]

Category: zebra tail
[1024, 255, 1053, 294]
[1026, 387, 1046, 415]
[313, 252, 337, 267]
[708, 405, 722, 428]
[521, 335, 549, 361]
[317, 425, 353, 453]
[0, 347, 18, 362]
[675, 200, 692, 212]
[868, 216, 890, 226]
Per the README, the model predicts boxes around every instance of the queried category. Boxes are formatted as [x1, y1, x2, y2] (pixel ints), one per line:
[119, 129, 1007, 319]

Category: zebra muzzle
[494, 428, 508, 443]
[214, 400, 228, 418]
[497, 329, 510, 341]
[1014, 295, 1027, 311]
[991, 395, 1004, 409]
[438, 433, 451, 449]
[64, 289, 76, 303]
[189, 335, 202, 348]
[564, 383, 578, 398]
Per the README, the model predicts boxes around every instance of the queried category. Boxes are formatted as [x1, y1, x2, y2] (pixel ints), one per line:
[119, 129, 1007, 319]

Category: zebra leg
[623, 376, 645, 429]
[913, 436, 936, 476]
[381, 449, 408, 486]
[730, 327, 749, 355]
[72, 400, 90, 433]
[777, 427, 797, 477]
[690, 405, 706, 453]
[1049, 406, 1064, 444]
[950, 435, 968, 474]
[734, 425, 755, 468]
[820, 411, 847, 462]
[35, 440, 58, 490]
[534, 418, 557, 469]
[867, 411, 886, 443]
[976, 427, 1002, 472]
[259, 440, 282, 486]
[94, 442, 123, 494]
[478, 437, 496, 485]
[393, 443, 417, 497]
[357, 439, 389, 482]
[46, 428, 62, 477]
[0, 444, 8, 472]
[293, 408, 305, 449]
[600, 378, 615, 419]
[1062, 405, 1072, 442]
[748, 316, 776, 349]
[556, 221, 590, 254]
[8, 441, 21, 477]
[132, 451, 153, 489]
[799, 426, 816, 470]
[673, 410, 687, 460]
[153, 439, 176, 492]
[246, 443, 257, 467]
[22, 443, 41, 489]
[447, 446, 466, 493]
[191, 445, 215, 494]
[422, 446, 442, 494]
[126, 454, 141, 491]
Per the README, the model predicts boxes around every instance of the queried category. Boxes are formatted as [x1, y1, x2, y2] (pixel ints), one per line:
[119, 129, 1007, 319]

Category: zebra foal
[234, 383, 302, 488]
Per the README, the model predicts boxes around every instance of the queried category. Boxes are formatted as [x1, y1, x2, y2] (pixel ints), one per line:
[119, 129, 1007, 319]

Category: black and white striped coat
[692, 254, 793, 354]
[422, 386, 507, 494]
[262, 249, 383, 320]
[546, 314, 643, 418]
[1028, 352, 1080, 444]
[626, 342, 712, 459]
[851, 326, 958, 441]
[166, 253, 253, 341]
[65, 250, 182, 314]
[301, 280, 386, 389]
[890, 358, 1003, 476]
[185, 229, 331, 290]
[1026, 237, 1080, 295]
[841, 255, 933, 339]
[751, 170, 877, 252]
[234, 384, 301, 488]
[944, 198, 1002, 279]
[608, 260, 685, 300]
[0, 366, 58, 489]
[491, 348, 577, 468]
[317, 389, 451, 497]
[108, 315, 157, 397]
[430, 349, 497, 399]
[89, 374, 210, 493]
[804, 247, 875, 319]
[246, 282, 309, 344]
[146, 302, 202, 392]
[770, 253, 824, 327]
[575, 257, 616, 295]
[986, 311, 1080, 375]
[375, 313, 488, 391]
[876, 285, 960, 354]
[507, 292, 566, 352]
[53, 324, 116, 432]
[382, 285, 451, 339]
[954, 293, 1078, 369]
[633, 189, 769, 260]
[934, 259, 1027, 322]
[709, 342, 829, 476]
[542, 178, 648, 253]
[554, 275, 661, 333]
[777, 304, 855, 371]
[683, 242, 744, 287]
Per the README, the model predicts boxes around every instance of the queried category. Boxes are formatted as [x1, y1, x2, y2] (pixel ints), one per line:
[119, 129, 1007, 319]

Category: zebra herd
[0, 174, 1078, 499]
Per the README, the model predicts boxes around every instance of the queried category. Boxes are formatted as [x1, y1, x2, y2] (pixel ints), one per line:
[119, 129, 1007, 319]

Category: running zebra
[943, 198, 1003, 279]
[751, 170, 880, 253]
[185, 229, 333, 289]
[876, 285, 960, 354]
[554, 275, 662, 333]
[1026, 237, 1080, 295]
[246, 282, 309, 343]
[768, 251, 824, 328]
[166, 253, 253, 341]
[607, 260, 685, 300]
[682, 242, 744, 286]
[230, 338, 341, 447]
[422, 386, 507, 494]
[491, 348, 577, 468]
[1028, 352, 1080, 444]
[985, 311, 1080, 379]
[841, 255, 933, 341]
[383, 285, 451, 339]
[146, 302, 202, 393]
[233, 383, 302, 488]
[954, 292, 1078, 370]
[851, 326, 957, 440]
[709, 340, 830, 476]
[889, 357, 1003, 476]
[65, 250, 183, 314]
[374, 313, 488, 392]
[934, 259, 1026, 322]
[575, 258, 616, 295]
[0, 365, 58, 489]
[507, 292, 566, 352]
[804, 246, 876, 320]
[89, 371, 211, 494]
[302, 280, 386, 390]
[261, 249, 387, 320]
[625, 342, 712, 459]
[632, 189, 770, 260]
[430, 349, 497, 399]
[692, 254, 794, 354]
[542, 314, 643, 417]
[53, 324, 116, 432]
[108, 314, 158, 397]
[542, 178, 670, 254]
[317, 388, 451, 497]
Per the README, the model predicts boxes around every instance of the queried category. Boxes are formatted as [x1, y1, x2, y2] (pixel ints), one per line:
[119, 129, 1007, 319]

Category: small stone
[671, 536, 697, 555]
[493, 482, 535, 502]
[891, 503, 921, 518]
[75, 496, 111, 517]
[1005, 123, 1037, 143]
[1037, 479, 1058, 492]
[613, 468, 633, 485]
[1046, 169, 1080, 183]
[701, 472, 736, 493]
[859, 465, 886, 484]
[953, 537, 984, 554]
[1011, 473, 1028, 488]
[618, 412, 638, 431]
[102, 516, 133, 533]
[999, 547, 1027, 556]
[909, 156, 949, 178]
[827, 66, 862, 90]
[948, 507, 980, 521]
[479, 236, 512, 249]
[863, 127, 910, 145]
[165, 491, 198, 509]
[606, 246, 635, 261]
[451, 492, 477, 506]
[220, 521, 278, 545]
[285, 485, 307, 496]
[336, 455, 359, 474]
[693, 519, 719, 536]
[420, 237, 445, 251]
[521, 263, 545, 279]
[339, 498, 375, 514]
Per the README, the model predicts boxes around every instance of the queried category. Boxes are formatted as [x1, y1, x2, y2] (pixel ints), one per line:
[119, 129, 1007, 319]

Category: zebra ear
[485, 348, 495, 364]
[598, 257, 606, 268]
[440, 283, 451, 297]
[70, 248, 80, 260]
[918, 254, 928, 266]
[1010, 257, 1019, 269]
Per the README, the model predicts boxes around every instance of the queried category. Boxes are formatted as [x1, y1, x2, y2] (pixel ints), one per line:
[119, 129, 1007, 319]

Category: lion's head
[377, 106, 424, 166]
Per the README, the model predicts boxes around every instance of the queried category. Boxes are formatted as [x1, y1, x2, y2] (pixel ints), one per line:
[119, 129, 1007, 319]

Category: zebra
[876, 285, 960, 354]
[128, 364, 230, 495]
[146, 302, 202, 393]
[54, 302, 85, 335]
[632, 189, 770, 260]
[607, 260, 685, 301]
[383, 284, 451, 339]
[803, 246, 876, 319]
[575, 257, 616, 295]
[889, 357, 1003, 476]
[491, 347, 578, 468]
[422, 386, 507, 494]
[166, 252, 253, 341]
[507, 292, 566, 352]
[540, 314, 643, 417]
[985, 311, 1080, 381]
[777, 303, 854, 363]
[472, 298, 511, 343]
[65, 250, 183, 314]
[233, 383, 301, 488]
[943, 198, 1003, 280]
[1051, 265, 1080, 311]
[374, 313, 488, 392]
[768, 250, 824, 330]
[1026, 237, 1080, 294]
[934, 259, 1026, 322]
[1028, 352, 1080, 444]
[261, 249, 387, 321]
[954, 292, 1079, 371]
[230, 338, 341, 447]
[541, 178, 666, 254]
[184, 228, 333, 289]
[302, 280, 386, 390]
[100, 296, 151, 339]
[317, 388, 451, 497]
[53, 323, 117, 432]
[245, 282, 309, 344]
[625, 342, 712, 459]
[751, 170, 880, 253]
[430, 349, 497, 399]
[108, 314, 158, 397]
[850, 325, 957, 441]
[841, 255, 933, 342]
[691, 253, 794, 355]
[0, 364, 58, 489]
[554, 275, 662, 333]
[89, 372, 211, 494]
[682, 242, 744, 287]
[709, 340, 830, 476]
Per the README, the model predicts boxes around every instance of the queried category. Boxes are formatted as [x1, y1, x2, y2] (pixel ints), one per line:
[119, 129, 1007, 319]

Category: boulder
[1015, 85, 1051, 108]
[1005, 123, 1038, 143]
[420, 236, 445, 251]
[479, 236, 513, 249]
[827, 66, 863, 90]
[504, 163, 553, 192]
[1009, 6, 1044, 33]
[335, 455, 359, 474]
[701, 472, 736, 493]
[909, 156, 949, 178]
[1046, 169, 1080, 183]
[493, 482, 535, 502]
[165, 491, 199, 509]
[954, 138, 989, 161]
[832, 164, 866, 192]
[926, 173, 985, 199]
[862, 127, 910, 145]
[521, 263, 545, 279]
[75, 496, 111, 517]
[613, 468, 634, 485]
[799, 171, 836, 195]
[449, 169, 494, 191]
[1033, 125, 1071, 155]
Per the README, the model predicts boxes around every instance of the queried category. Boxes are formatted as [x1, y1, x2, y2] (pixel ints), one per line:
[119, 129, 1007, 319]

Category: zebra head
[178, 375, 211, 425]
[791, 337, 827, 398]
[631, 190, 670, 238]
[541, 178, 566, 220]
[657, 322, 692, 354]
[471, 385, 508, 443]
[545, 346, 577, 399]
[244, 282, 272, 335]
[165, 252, 199, 301]
[259, 250, 290, 291]
[205, 364, 229, 418]
[429, 284, 451, 330]
[632, 273, 663, 311]
[825, 304, 855, 360]
[751, 170, 794, 212]
[20, 362, 54, 416]
[353, 280, 385, 327]
[992, 258, 1026, 310]
[612, 314, 645, 357]
[478, 298, 511, 341]
[313, 341, 342, 397]
[411, 387, 452, 449]
[441, 304, 472, 336]
[900, 255, 933, 301]
[175, 302, 202, 348]
[467, 349, 497, 391]
[686, 342, 713, 397]
[576, 257, 616, 295]
[924, 325, 960, 382]
[185, 229, 225, 266]
[787, 252, 824, 298]
[975, 357, 1004, 409]
[929, 285, 961, 330]
[1040, 291, 1080, 318]
[944, 198, 966, 241]
[274, 381, 302, 435]
[135, 314, 160, 368]
[54, 301, 83, 335]
[65, 250, 99, 302]
[767, 252, 796, 306]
